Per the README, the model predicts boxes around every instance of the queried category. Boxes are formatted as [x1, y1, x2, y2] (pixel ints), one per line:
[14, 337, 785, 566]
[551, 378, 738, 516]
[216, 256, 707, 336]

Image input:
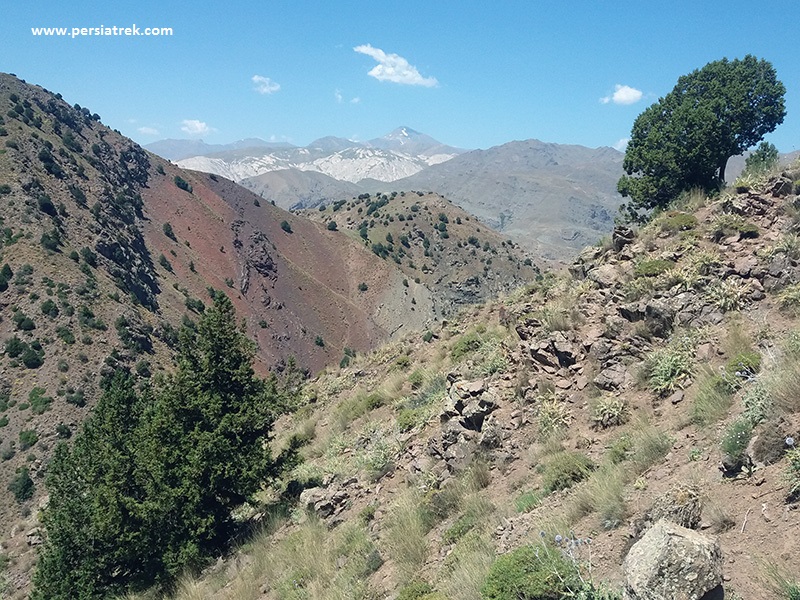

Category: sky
[3, 1, 799, 153]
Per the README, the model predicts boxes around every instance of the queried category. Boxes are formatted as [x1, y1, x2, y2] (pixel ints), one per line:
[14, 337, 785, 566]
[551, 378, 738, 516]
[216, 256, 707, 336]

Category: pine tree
[33, 295, 284, 598]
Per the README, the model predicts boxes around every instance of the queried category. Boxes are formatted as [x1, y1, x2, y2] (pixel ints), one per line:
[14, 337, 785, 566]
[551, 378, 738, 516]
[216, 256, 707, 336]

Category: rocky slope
[112, 168, 800, 600]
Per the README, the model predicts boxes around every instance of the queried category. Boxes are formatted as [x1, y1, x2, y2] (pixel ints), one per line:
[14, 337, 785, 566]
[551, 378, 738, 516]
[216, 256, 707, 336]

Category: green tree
[33, 296, 289, 598]
[33, 373, 154, 598]
[618, 55, 785, 216]
[744, 141, 779, 174]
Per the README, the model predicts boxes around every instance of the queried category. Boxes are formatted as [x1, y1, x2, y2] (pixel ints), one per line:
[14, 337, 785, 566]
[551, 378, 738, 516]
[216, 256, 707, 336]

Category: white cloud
[334, 89, 343, 103]
[180, 119, 213, 136]
[353, 44, 438, 87]
[350, 97, 361, 104]
[252, 75, 280, 95]
[137, 126, 160, 136]
[613, 137, 630, 151]
[600, 84, 643, 105]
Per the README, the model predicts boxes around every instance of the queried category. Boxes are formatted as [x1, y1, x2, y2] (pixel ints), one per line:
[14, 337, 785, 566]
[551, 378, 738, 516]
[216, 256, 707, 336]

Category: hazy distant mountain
[173, 128, 463, 184]
[239, 168, 363, 209]
[392, 139, 626, 261]
[144, 138, 295, 161]
[367, 126, 463, 158]
[307, 136, 364, 153]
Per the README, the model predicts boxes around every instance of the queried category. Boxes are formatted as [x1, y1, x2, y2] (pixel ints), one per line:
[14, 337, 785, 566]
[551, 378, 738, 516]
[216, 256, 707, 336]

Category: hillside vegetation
[101, 168, 800, 600]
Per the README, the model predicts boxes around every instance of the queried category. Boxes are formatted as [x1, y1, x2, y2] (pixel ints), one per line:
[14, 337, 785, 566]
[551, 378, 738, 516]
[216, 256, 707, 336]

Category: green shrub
[451, 330, 485, 361]
[5, 336, 26, 358]
[785, 448, 800, 499]
[397, 581, 436, 600]
[19, 429, 38, 450]
[634, 259, 675, 278]
[280, 220, 292, 233]
[173, 176, 192, 193]
[162, 222, 177, 241]
[514, 490, 542, 513]
[721, 418, 753, 462]
[358, 282, 368, 292]
[542, 452, 593, 493]
[327, 220, 338, 231]
[643, 341, 694, 396]
[481, 544, 579, 600]
[28, 387, 52, 415]
[314, 335, 324, 347]
[658, 211, 698, 233]
[8, 468, 34, 502]
[21, 345, 44, 368]
[41, 299, 59, 318]
[56, 326, 76, 345]
[158, 254, 173, 273]
[691, 373, 734, 426]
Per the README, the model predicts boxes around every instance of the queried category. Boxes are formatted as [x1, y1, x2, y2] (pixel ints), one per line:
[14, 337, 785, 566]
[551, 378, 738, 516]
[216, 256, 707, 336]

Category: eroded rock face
[623, 519, 722, 600]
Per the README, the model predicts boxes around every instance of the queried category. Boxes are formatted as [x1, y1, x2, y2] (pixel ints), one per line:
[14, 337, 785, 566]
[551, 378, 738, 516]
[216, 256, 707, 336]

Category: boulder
[624, 519, 722, 600]
[589, 263, 621, 288]
[613, 225, 636, 251]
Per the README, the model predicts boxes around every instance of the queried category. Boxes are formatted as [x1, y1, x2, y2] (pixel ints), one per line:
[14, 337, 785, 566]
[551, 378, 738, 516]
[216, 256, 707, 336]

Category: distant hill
[301, 190, 540, 309]
[392, 139, 625, 261]
[239, 168, 363, 209]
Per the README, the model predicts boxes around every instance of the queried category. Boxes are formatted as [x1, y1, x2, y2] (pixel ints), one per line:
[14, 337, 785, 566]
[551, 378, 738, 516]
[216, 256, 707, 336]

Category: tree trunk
[718, 156, 729, 184]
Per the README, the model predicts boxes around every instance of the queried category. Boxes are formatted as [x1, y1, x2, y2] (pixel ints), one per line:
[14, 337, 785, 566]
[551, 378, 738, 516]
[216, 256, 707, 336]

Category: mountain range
[147, 129, 626, 260]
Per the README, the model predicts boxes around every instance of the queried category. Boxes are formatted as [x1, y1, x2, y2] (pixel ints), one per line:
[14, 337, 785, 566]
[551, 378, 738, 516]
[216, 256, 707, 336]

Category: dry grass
[384, 491, 431, 580]
[570, 463, 627, 530]
[438, 532, 496, 600]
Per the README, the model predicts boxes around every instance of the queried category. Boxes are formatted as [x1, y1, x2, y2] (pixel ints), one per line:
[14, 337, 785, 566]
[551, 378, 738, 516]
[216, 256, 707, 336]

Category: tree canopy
[33, 295, 297, 599]
[618, 55, 785, 217]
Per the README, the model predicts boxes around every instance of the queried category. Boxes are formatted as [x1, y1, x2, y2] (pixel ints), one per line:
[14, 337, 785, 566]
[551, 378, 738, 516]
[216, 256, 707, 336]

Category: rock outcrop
[623, 519, 722, 600]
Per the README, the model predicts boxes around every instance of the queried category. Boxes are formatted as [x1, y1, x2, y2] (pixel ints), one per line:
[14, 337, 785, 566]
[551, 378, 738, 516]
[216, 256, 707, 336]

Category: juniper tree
[618, 55, 785, 218]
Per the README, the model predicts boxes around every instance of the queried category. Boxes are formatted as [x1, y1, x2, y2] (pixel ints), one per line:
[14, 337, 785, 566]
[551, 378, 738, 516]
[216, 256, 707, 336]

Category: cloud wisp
[252, 75, 280, 95]
[600, 84, 642, 105]
[180, 119, 214, 136]
[137, 126, 160, 136]
[613, 137, 630, 151]
[354, 44, 438, 87]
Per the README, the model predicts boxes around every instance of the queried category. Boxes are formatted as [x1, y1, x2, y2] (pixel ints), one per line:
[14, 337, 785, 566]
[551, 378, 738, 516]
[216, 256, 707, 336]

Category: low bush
[481, 543, 580, 600]
[173, 176, 192, 193]
[721, 418, 753, 464]
[634, 259, 675, 278]
[542, 451, 593, 493]
[8, 468, 34, 502]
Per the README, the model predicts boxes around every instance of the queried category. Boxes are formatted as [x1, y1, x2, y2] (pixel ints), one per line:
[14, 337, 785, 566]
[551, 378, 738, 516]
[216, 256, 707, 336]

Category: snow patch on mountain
[177, 147, 459, 184]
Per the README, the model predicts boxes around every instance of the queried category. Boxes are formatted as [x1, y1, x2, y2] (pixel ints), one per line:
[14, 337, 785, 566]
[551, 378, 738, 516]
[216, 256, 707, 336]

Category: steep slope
[0, 72, 440, 589]
[144, 169, 800, 600]
[393, 139, 625, 260]
[301, 190, 540, 313]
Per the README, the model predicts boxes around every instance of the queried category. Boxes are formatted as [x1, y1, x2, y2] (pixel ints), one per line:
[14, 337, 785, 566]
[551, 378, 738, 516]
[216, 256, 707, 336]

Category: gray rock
[589, 263, 621, 288]
[594, 363, 627, 391]
[624, 519, 722, 600]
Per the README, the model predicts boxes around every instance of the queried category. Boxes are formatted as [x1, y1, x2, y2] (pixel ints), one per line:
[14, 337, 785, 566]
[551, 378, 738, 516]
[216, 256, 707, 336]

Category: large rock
[624, 519, 722, 600]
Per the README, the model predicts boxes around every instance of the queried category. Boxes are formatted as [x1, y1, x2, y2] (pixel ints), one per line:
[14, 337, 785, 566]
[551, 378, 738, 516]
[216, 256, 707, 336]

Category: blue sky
[3, 1, 799, 153]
